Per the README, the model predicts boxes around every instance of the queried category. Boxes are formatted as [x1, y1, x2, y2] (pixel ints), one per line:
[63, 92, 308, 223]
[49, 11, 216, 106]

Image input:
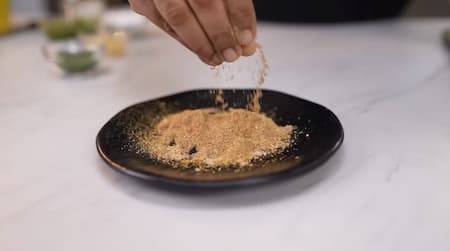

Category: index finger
[225, 0, 257, 47]
[153, 0, 222, 65]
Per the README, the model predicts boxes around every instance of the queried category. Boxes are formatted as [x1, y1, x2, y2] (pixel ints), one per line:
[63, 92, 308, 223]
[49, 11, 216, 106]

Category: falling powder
[212, 43, 268, 113]
[132, 43, 294, 170]
[248, 43, 268, 113]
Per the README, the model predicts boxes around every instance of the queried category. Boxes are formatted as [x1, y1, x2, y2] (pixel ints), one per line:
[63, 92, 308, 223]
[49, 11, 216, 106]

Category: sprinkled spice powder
[212, 43, 268, 113]
[139, 108, 293, 169]
[132, 44, 294, 170]
[248, 43, 267, 113]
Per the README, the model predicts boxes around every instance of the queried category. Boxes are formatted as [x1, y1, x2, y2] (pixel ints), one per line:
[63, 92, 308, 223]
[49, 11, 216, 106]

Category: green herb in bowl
[57, 50, 98, 73]
[75, 17, 100, 34]
[40, 18, 77, 40]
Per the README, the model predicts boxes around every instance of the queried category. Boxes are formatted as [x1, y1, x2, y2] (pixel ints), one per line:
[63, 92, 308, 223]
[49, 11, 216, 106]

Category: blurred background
[407, 0, 450, 16]
[0, 0, 448, 75]
[0, 0, 450, 21]
[1, 0, 449, 36]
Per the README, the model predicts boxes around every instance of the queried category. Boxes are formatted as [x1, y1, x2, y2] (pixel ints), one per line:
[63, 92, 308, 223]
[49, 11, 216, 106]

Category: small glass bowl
[40, 18, 77, 40]
[42, 39, 103, 74]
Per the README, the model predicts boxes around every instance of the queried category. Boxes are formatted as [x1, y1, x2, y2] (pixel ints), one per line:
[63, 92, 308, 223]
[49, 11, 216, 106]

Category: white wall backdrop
[11, 0, 47, 18]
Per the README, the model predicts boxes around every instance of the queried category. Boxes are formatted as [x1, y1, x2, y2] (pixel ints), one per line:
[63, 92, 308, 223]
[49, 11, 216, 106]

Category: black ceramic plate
[97, 89, 344, 188]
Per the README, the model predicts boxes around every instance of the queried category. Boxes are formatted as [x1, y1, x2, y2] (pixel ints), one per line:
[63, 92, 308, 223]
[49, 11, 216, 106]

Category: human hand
[129, 0, 257, 65]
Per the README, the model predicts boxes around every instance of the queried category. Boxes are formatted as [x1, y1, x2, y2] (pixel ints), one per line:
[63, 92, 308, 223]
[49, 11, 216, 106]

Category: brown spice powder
[133, 44, 293, 170]
[139, 108, 293, 169]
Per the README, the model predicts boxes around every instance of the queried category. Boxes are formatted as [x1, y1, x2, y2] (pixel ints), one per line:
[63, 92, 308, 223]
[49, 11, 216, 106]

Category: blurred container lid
[102, 8, 159, 37]
[75, 0, 105, 18]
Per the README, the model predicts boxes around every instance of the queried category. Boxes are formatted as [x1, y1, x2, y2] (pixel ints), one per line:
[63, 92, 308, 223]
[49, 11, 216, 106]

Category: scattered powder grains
[248, 43, 268, 113]
[212, 43, 268, 113]
[139, 108, 293, 169]
[132, 44, 294, 171]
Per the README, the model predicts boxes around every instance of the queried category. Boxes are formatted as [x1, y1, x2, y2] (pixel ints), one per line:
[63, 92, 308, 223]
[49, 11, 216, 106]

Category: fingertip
[222, 48, 239, 62]
[242, 42, 257, 56]
[238, 29, 254, 46]
[199, 54, 223, 66]
[212, 54, 223, 65]
[235, 46, 243, 57]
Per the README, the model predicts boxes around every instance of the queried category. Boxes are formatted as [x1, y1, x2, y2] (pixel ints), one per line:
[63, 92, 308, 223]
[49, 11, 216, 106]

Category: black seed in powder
[169, 139, 176, 146]
[188, 145, 197, 155]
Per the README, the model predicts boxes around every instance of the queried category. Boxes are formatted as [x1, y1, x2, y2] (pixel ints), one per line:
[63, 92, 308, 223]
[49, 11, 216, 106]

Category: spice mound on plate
[138, 108, 293, 169]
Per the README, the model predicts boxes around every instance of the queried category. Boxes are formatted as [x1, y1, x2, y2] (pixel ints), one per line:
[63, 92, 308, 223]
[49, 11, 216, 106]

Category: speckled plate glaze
[96, 89, 344, 188]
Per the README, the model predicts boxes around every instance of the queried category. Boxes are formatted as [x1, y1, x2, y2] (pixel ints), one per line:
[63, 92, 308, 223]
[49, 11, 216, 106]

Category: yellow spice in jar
[104, 32, 127, 57]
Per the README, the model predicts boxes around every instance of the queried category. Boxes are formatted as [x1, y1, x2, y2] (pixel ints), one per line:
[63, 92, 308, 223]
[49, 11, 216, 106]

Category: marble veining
[0, 18, 449, 251]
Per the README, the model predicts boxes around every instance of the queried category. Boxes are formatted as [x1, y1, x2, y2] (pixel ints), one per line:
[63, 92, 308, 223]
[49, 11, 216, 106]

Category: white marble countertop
[1, 18, 449, 251]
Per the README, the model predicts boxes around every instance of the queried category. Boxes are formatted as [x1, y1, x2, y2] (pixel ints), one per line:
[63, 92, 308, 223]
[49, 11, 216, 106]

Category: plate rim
[96, 88, 345, 188]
